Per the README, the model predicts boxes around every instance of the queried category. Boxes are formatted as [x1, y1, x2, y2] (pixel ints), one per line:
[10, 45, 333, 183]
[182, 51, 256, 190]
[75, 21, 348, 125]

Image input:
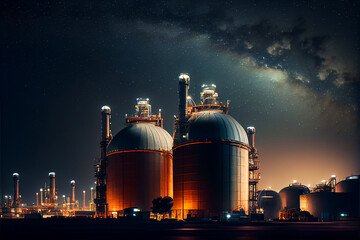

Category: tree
[151, 196, 173, 220]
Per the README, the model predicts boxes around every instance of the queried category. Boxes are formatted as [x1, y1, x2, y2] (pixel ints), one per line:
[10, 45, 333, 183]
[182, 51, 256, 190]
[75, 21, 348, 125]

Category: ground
[1, 219, 359, 240]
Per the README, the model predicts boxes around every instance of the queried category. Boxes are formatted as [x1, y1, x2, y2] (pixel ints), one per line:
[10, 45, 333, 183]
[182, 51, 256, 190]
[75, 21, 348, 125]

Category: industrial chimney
[247, 126, 256, 149]
[83, 190, 86, 209]
[70, 180, 76, 208]
[40, 188, 43, 205]
[95, 106, 112, 217]
[36, 192, 39, 206]
[101, 106, 111, 149]
[177, 73, 190, 144]
[178, 73, 190, 123]
[62, 195, 66, 209]
[49, 172, 56, 204]
[12, 173, 20, 207]
[90, 187, 94, 203]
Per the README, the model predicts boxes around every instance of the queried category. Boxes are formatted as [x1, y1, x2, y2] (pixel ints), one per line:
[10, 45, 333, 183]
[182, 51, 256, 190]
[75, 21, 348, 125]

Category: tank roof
[346, 175, 359, 180]
[107, 123, 173, 154]
[187, 111, 249, 145]
[280, 184, 310, 195]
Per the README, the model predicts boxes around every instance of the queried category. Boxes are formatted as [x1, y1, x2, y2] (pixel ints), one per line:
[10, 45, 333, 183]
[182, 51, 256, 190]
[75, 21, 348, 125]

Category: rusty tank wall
[106, 151, 173, 213]
[173, 141, 249, 219]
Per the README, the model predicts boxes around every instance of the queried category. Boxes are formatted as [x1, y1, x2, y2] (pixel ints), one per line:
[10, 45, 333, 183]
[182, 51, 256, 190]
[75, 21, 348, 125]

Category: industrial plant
[1, 73, 359, 223]
[1, 172, 96, 218]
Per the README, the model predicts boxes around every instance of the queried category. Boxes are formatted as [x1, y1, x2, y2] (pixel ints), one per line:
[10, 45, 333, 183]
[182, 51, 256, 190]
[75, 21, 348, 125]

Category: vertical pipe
[90, 187, 94, 202]
[70, 180, 76, 206]
[36, 192, 39, 206]
[40, 188, 43, 205]
[49, 172, 56, 204]
[101, 106, 111, 147]
[178, 73, 190, 144]
[83, 190, 86, 208]
[13, 173, 19, 206]
[246, 127, 256, 148]
[62, 195, 66, 209]
[44, 182, 48, 204]
[4, 195, 8, 207]
[178, 73, 190, 123]
[96, 106, 111, 217]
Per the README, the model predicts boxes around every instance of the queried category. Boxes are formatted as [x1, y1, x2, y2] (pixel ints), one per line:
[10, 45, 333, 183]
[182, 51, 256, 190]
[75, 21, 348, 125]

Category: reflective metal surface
[106, 151, 173, 212]
[173, 141, 249, 219]
[187, 112, 249, 145]
[107, 123, 173, 154]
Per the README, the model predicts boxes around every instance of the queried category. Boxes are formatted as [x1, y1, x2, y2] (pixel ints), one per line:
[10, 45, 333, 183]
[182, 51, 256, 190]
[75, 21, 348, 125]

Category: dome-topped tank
[279, 184, 310, 210]
[173, 77, 250, 220]
[258, 190, 281, 220]
[187, 111, 249, 144]
[106, 100, 173, 214]
[107, 123, 173, 154]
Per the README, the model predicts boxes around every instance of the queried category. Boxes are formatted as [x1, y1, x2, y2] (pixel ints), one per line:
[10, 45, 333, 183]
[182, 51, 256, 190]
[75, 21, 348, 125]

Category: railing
[249, 172, 261, 181]
[249, 160, 259, 170]
[188, 104, 229, 114]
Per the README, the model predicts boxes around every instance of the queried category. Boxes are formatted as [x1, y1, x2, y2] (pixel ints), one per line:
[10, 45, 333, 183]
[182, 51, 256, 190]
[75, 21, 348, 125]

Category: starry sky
[1, 0, 359, 204]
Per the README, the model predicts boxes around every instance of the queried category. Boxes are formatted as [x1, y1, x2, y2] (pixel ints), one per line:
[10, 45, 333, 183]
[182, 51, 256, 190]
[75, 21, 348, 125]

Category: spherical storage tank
[279, 184, 310, 210]
[258, 190, 281, 220]
[106, 123, 173, 213]
[173, 111, 250, 219]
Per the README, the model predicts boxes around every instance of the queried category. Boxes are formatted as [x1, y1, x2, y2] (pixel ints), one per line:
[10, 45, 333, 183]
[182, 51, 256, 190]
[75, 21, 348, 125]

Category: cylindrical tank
[257, 190, 281, 220]
[335, 175, 360, 218]
[13, 173, 19, 206]
[49, 172, 56, 204]
[106, 123, 173, 213]
[279, 184, 310, 210]
[300, 191, 352, 221]
[173, 111, 250, 219]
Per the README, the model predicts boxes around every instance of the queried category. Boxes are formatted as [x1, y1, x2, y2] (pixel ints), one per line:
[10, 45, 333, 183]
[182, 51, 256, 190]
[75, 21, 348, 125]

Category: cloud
[5, 1, 358, 106]
[267, 39, 291, 56]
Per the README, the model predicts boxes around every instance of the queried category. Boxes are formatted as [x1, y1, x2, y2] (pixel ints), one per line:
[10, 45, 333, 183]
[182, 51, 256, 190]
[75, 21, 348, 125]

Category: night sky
[1, 1, 359, 205]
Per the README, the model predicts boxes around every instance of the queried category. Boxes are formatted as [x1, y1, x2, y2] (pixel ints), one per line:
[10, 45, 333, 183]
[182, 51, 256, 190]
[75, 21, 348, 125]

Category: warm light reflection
[106, 151, 173, 213]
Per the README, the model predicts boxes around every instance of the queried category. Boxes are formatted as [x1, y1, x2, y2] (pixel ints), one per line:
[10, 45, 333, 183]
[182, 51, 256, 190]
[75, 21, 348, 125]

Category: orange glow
[187, 104, 229, 115]
[173, 140, 251, 151]
[106, 151, 173, 213]
[107, 149, 172, 156]
[172, 141, 212, 150]
[173, 142, 249, 219]
[126, 116, 161, 122]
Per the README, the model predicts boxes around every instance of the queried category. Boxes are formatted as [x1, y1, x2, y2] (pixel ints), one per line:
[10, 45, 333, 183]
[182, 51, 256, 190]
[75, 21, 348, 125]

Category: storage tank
[335, 175, 360, 218]
[257, 190, 281, 220]
[300, 192, 351, 221]
[279, 183, 310, 210]
[106, 99, 173, 214]
[173, 76, 250, 220]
